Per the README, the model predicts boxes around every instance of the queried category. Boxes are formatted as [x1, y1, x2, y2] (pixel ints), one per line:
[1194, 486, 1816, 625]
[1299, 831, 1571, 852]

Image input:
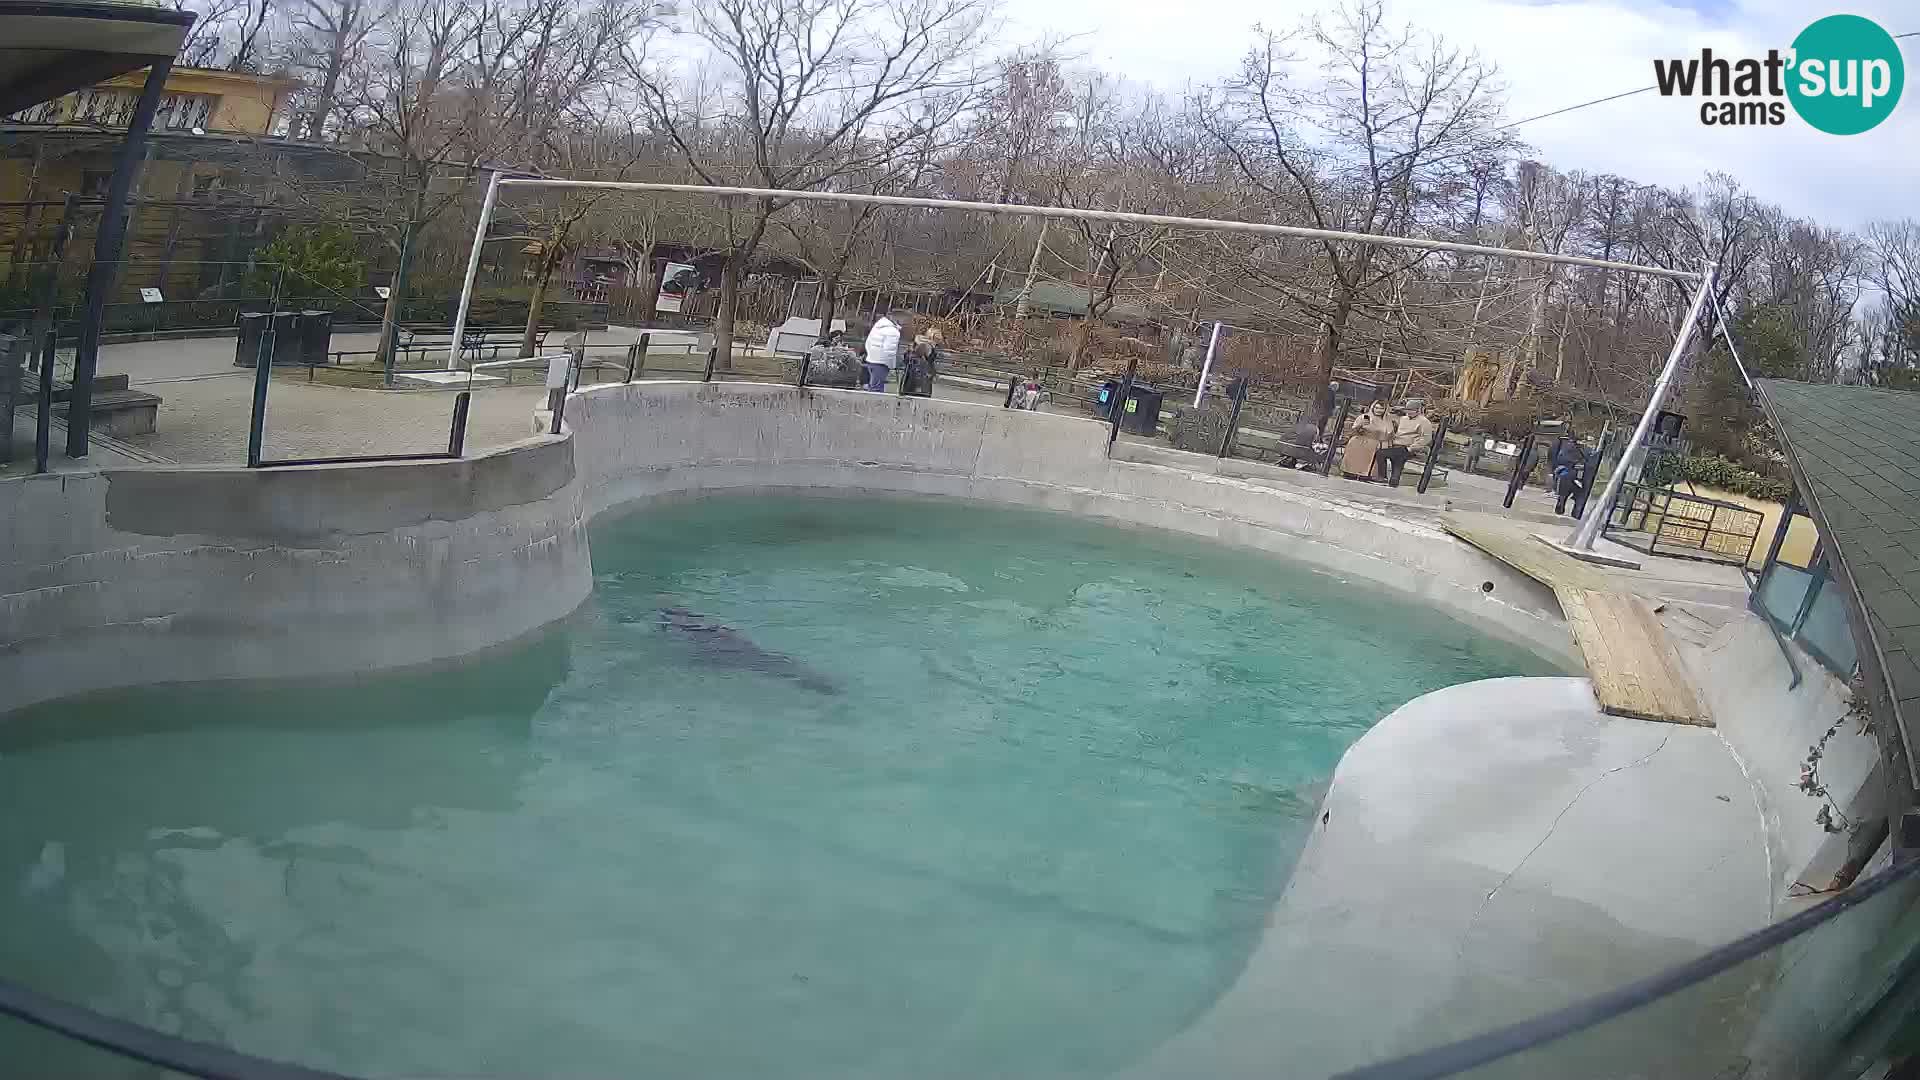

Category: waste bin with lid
[298, 310, 334, 366]
[1119, 384, 1164, 435]
[235, 312, 269, 366]
[269, 311, 301, 366]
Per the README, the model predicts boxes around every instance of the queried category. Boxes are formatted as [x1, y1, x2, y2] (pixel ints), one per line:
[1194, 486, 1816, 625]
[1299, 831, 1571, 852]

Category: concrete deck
[1125, 676, 1774, 1080]
[3, 330, 1022, 475]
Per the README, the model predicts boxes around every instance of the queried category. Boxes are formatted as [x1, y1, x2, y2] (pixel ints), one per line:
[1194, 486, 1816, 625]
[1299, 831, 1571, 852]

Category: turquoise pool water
[0, 495, 1553, 1078]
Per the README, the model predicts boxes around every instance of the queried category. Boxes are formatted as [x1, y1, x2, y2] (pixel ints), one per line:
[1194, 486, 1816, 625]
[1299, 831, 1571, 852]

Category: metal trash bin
[235, 311, 269, 366]
[269, 311, 301, 365]
[1119, 384, 1163, 434]
[298, 310, 334, 366]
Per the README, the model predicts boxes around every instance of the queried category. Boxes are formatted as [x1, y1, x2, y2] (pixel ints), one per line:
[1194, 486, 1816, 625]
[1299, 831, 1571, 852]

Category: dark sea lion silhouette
[657, 608, 840, 695]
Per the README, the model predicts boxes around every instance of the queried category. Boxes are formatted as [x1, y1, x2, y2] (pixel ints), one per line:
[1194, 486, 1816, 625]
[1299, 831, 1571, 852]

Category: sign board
[1493, 441, 1520, 456]
[656, 262, 696, 313]
[374, 286, 391, 300]
[139, 287, 163, 304]
[544, 352, 570, 389]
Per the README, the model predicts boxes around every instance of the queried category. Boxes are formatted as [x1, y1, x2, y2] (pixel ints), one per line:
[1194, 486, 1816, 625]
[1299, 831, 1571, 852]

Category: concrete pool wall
[0, 436, 590, 715]
[3, 380, 1570, 713]
[565, 380, 1577, 668]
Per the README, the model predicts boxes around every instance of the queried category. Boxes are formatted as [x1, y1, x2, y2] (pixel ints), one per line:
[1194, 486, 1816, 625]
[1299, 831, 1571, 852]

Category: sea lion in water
[656, 608, 840, 695]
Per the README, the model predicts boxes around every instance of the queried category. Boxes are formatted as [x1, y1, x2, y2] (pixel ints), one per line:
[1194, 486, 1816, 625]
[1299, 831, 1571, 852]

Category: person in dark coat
[1551, 434, 1586, 515]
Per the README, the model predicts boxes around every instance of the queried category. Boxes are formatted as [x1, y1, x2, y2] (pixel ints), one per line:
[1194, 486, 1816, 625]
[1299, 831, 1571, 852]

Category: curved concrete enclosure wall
[567, 380, 1577, 668]
[3, 379, 1569, 713]
[0, 436, 590, 715]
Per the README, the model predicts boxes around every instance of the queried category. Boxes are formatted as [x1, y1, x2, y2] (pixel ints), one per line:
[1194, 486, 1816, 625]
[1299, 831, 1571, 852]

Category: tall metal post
[1321, 400, 1351, 477]
[447, 391, 471, 456]
[31, 194, 78, 474]
[1566, 262, 1716, 551]
[447, 171, 503, 371]
[1417, 417, 1449, 495]
[1192, 321, 1223, 407]
[67, 57, 172, 458]
[245, 265, 284, 467]
[1108, 356, 1138, 451]
[1218, 379, 1249, 459]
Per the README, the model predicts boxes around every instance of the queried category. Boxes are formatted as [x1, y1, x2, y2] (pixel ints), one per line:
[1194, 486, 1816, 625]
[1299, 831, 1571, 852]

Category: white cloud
[1008, 0, 1919, 228]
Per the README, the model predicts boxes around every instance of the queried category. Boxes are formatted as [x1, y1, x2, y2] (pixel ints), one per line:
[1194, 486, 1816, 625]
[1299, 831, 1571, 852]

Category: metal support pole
[1417, 417, 1449, 495]
[1572, 433, 1612, 520]
[1003, 376, 1018, 408]
[627, 332, 649, 382]
[1758, 491, 1799, 577]
[67, 57, 171, 458]
[1567, 262, 1716, 551]
[1321, 400, 1351, 476]
[31, 193, 77, 474]
[33, 331, 55, 474]
[448, 171, 502, 371]
[1503, 435, 1532, 509]
[703, 346, 717, 382]
[245, 265, 284, 467]
[1218, 379, 1248, 459]
[1192, 321, 1223, 407]
[1108, 357, 1138, 452]
[447, 391, 471, 456]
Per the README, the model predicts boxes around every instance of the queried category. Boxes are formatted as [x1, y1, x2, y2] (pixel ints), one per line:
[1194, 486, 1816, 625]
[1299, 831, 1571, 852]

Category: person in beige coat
[1340, 400, 1395, 480]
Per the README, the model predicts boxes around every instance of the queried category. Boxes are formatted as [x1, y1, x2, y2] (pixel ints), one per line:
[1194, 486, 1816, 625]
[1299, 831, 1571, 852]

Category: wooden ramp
[1442, 515, 1710, 727]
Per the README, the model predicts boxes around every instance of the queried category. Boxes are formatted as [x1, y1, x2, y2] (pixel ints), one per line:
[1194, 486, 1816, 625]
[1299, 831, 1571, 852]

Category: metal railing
[1605, 481, 1764, 566]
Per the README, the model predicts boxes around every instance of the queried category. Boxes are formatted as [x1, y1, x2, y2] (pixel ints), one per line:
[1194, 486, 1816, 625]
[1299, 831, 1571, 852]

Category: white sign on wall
[656, 262, 696, 313]
[374, 286, 392, 300]
[139, 287, 163, 303]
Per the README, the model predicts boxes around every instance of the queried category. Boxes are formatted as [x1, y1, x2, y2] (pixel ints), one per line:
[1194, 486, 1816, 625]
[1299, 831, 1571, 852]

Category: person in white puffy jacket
[861, 310, 907, 391]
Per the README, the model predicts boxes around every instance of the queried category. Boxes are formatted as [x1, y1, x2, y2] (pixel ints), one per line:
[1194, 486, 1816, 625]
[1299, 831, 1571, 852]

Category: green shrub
[247, 225, 367, 302]
[1646, 452, 1791, 502]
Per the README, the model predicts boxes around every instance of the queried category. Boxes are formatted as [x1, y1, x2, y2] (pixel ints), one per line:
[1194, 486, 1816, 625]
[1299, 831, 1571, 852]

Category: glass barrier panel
[1757, 564, 1815, 631]
[1797, 575, 1861, 677]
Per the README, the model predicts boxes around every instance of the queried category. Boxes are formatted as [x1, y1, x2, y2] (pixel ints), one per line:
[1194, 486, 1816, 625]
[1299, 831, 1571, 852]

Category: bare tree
[319, 0, 649, 367]
[284, 0, 384, 140]
[627, 0, 995, 370]
[1202, 1, 1516, 422]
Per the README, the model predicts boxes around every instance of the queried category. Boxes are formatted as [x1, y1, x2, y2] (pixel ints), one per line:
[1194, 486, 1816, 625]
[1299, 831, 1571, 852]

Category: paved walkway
[11, 330, 1023, 470]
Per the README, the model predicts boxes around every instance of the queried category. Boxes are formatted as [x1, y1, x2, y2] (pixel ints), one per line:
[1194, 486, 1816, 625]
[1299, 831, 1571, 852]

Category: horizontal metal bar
[495, 179, 1703, 281]
[253, 452, 458, 468]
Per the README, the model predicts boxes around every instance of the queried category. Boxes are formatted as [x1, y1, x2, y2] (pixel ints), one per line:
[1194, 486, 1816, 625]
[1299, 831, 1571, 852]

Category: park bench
[398, 325, 553, 364]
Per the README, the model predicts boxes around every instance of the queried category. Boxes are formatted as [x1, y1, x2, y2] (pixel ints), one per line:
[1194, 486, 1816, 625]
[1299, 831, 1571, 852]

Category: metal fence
[1605, 480, 1764, 566]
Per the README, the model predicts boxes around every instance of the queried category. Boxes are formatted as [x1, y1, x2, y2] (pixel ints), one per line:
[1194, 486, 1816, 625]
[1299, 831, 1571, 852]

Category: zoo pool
[0, 495, 1554, 1078]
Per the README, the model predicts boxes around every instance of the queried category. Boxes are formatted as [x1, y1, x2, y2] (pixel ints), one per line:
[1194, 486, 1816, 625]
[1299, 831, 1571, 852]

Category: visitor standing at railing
[1551, 433, 1586, 515]
[862, 309, 906, 392]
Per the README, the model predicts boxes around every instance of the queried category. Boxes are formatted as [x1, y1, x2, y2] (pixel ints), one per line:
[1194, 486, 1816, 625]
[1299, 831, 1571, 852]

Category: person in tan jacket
[1382, 399, 1437, 487]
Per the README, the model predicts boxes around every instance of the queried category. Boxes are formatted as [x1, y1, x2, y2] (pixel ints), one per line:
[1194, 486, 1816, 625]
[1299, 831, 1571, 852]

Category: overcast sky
[1010, 0, 1917, 230]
